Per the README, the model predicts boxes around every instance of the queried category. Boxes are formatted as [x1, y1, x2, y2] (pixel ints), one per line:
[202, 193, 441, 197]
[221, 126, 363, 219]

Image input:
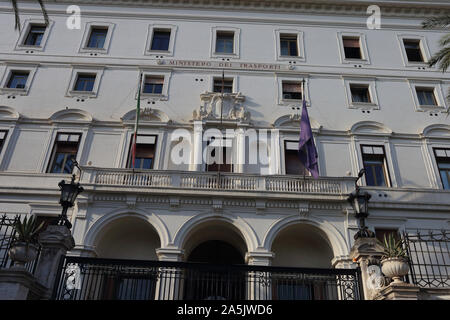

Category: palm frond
[422, 15, 450, 29]
[428, 46, 450, 72]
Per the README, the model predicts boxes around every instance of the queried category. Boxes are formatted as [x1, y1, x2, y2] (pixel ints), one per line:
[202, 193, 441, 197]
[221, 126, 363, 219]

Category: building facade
[0, 0, 449, 299]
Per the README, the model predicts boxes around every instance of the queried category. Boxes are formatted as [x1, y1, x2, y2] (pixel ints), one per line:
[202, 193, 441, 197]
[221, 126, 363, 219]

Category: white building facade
[0, 0, 449, 299]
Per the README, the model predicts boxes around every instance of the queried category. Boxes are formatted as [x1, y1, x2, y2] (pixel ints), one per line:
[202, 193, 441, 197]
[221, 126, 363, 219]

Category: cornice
[4, 0, 450, 19]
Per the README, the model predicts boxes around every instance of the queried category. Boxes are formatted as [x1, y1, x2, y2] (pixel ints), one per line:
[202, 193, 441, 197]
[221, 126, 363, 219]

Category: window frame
[126, 134, 158, 170]
[210, 27, 240, 59]
[145, 24, 178, 57]
[408, 80, 447, 112]
[276, 75, 309, 106]
[397, 34, 431, 67]
[46, 133, 82, 174]
[0, 130, 8, 158]
[283, 140, 309, 176]
[360, 144, 392, 187]
[210, 75, 238, 93]
[14, 19, 54, 51]
[66, 67, 104, 98]
[138, 70, 172, 100]
[343, 77, 379, 110]
[0, 64, 38, 96]
[274, 29, 305, 62]
[433, 148, 450, 190]
[337, 32, 371, 65]
[79, 22, 115, 54]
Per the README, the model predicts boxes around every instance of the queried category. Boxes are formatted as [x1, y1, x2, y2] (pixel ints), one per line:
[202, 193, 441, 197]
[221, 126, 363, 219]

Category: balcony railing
[52, 256, 363, 300]
[80, 167, 355, 196]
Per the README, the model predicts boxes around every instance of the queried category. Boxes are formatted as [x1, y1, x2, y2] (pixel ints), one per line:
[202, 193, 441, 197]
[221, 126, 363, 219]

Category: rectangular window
[280, 34, 298, 57]
[143, 76, 164, 94]
[213, 78, 233, 93]
[361, 145, 390, 187]
[48, 133, 81, 174]
[206, 137, 232, 172]
[128, 135, 157, 170]
[24, 25, 46, 46]
[403, 39, 424, 62]
[87, 27, 108, 49]
[284, 141, 307, 175]
[350, 84, 371, 103]
[434, 148, 450, 190]
[282, 82, 302, 100]
[343, 37, 362, 59]
[0, 131, 7, 154]
[150, 30, 171, 51]
[74, 74, 96, 92]
[6, 71, 29, 89]
[215, 31, 234, 54]
[416, 87, 437, 106]
[375, 228, 400, 244]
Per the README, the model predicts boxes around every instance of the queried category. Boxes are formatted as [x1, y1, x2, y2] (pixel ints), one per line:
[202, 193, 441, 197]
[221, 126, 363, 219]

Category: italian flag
[131, 73, 143, 169]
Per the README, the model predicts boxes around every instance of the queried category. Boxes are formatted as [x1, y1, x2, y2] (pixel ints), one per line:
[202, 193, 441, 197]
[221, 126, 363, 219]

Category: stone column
[349, 237, 385, 300]
[34, 225, 75, 299]
[246, 251, 274, 300]
[0, 267, 47, 300]
[191, 121, 203, 171]
[155, 248, 184, 300]
[236, 127, 246, 173]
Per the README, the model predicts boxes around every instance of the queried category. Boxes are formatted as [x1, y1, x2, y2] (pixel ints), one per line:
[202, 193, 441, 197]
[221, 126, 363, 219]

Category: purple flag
[298, 99, 319, 178]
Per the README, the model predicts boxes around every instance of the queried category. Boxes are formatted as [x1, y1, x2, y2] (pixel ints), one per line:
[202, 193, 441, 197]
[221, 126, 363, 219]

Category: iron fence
[403, 230, 450, 288]
[0, 213, 41, 274]
[52, 256, 363, 300]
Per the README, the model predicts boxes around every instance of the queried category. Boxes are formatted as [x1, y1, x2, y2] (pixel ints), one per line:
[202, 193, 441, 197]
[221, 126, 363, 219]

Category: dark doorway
[188, 240, 244, 264]
[184, 240, 246, 300]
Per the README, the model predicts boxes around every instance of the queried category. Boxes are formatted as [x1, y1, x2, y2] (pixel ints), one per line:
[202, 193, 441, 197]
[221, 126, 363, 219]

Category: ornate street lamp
[348, 169, 375, 239]
[57, 161, 83, 229]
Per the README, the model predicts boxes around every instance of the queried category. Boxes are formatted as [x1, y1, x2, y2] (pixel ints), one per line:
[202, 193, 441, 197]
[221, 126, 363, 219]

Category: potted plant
[380, 233, 410, 284]
[8, 216, 44, 268]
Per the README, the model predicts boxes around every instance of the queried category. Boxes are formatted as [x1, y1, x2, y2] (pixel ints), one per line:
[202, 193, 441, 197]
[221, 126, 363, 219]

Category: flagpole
[302, 78, 306, 181]
[217, 70, 225, 187]
[132, 72, 143, 173]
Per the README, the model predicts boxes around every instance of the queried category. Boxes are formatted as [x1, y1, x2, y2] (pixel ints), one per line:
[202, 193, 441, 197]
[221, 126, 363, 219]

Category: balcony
[79, 167, 356, 200]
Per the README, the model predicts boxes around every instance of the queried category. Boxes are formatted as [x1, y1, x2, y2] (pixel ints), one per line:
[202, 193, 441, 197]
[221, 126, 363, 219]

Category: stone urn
[381, 257, 409, 283]
[8, 242, 39, 268]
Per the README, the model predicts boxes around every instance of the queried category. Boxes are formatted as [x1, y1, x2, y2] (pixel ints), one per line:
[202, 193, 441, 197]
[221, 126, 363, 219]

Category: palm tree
[422, 15, 450, 72]
[10, 0, 49, 31]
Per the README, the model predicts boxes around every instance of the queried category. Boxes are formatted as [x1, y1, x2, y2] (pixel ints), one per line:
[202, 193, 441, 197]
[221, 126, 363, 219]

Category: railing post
[349, 237, 385, 300]
[155, 248, 184, 300]
[34, 225, 75, 299]
[245, 252, 274, 300]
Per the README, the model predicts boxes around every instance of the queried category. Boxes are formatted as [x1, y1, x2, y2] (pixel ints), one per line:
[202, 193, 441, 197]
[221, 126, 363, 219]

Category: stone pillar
[246, 251, 274, 300]
[374, 282, 420, 300]
[191, 121, 203, 171]
[34, 225, 75, 299]
[349, 237, 385, 300]
[155, 248, 184, 300]
[0, 267, 47, 300]
[236, 127, 246, 173]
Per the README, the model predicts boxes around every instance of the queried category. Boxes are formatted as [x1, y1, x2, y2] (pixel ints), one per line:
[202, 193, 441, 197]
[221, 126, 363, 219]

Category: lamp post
[57, 161, 83, 229]
[348, 169, 375, 239]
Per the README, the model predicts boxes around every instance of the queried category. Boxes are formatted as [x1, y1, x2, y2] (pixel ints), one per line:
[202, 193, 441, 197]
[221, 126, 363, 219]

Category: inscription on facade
[165, 59, 291, 71]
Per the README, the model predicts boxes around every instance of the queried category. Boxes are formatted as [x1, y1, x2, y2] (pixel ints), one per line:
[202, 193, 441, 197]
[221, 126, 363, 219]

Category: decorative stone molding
[0, 268, 47, 300]
[349, 237, 385, 300]
[37, 1, 449, 20]
[193, 92, 250, 122]
[245, 251, 275, 266]
[156, 248, 184, 262]
[374, 282, 420, 300]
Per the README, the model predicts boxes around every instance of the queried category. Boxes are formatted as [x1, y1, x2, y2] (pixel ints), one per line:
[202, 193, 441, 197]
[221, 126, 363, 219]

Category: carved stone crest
[193, 92, 250, 122]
